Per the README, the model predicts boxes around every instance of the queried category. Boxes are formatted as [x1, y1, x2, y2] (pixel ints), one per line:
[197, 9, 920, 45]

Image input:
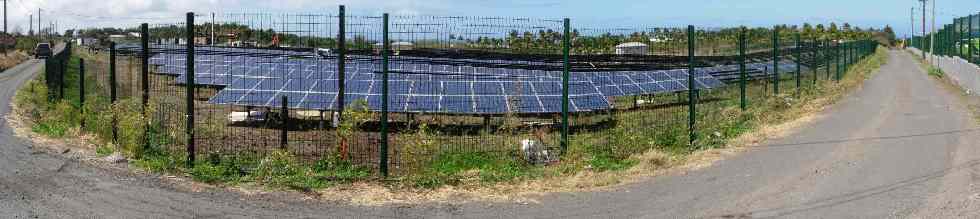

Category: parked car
[34, 43, 52, 59]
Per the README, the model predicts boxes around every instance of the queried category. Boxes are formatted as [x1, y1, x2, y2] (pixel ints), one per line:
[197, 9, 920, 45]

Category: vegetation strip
[11, 45, 888, 204]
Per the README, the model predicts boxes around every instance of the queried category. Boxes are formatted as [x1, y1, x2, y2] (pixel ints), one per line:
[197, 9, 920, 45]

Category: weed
[411, 152, 532, 188]
[927, 67, 945, 78]
[95, 145, 114, 157]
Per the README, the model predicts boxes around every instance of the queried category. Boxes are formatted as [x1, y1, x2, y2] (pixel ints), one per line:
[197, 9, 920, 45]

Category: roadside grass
[927, 67, 945, 78]
[13, 46, 888, 196]
[395, 46, 889, 190]
[905, 50, 980, 126]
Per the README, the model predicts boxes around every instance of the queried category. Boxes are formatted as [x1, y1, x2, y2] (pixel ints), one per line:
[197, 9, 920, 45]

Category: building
[75, 38, 98, 46]
[374, 41, 415, 53]
[615, 42, 648, 55]
[194, 37, 210, 45]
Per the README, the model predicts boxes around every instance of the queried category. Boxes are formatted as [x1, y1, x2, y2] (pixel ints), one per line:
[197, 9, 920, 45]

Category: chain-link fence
[40, 6, 878, 178]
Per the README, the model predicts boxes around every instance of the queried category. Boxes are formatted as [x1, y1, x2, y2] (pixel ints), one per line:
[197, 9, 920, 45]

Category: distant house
[194, 37, 209, 45]
[615, 42, 648, 55]
[75, 38, 98, 46]
[373, 41, 415, 52]
[160, 38, 187, 45]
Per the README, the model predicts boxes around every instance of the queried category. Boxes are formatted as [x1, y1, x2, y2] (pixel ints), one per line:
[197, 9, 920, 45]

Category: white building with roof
[615, 42, 648, 55]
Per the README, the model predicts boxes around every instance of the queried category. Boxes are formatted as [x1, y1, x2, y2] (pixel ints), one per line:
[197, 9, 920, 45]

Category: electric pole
[4, 0, 7, 34]
[920, 0, 927, 59]
[930, 0, 935, 63]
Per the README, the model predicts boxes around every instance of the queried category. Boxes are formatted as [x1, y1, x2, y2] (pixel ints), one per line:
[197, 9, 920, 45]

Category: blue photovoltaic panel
[151, 46, 739, 114]
[208, 75, 613, 114]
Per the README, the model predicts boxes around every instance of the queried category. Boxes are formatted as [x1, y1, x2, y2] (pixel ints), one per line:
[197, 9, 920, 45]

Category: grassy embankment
[12, 46, 888, 195]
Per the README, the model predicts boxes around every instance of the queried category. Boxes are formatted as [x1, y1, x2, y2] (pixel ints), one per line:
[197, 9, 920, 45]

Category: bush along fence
[38, 7, 878, 181]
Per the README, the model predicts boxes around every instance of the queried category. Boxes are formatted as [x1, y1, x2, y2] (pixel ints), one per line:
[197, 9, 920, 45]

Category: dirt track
[2, 50, 979, 218]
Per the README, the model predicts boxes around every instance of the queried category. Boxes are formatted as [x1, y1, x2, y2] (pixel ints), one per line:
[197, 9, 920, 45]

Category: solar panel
[151, 46, 734, 114]
[209, 77, 613, 114]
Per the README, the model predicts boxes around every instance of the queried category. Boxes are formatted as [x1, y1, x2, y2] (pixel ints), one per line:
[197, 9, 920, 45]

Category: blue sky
[6, 0, 976, 38]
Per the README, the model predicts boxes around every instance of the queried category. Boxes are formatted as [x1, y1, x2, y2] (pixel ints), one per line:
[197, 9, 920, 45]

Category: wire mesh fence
[39, 6, 878, 178]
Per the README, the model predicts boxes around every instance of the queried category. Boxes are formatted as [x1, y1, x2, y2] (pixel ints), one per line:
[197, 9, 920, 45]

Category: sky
[2, 0, 976, 38]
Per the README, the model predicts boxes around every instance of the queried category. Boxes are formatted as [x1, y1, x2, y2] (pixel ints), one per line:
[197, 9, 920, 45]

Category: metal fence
[910, 12, 978, 63]
[43, 6, 877, 177]
[908, 12, 980, 94]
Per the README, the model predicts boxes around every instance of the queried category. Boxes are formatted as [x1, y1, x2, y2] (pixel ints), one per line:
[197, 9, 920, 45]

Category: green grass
[927, 67, 945, 78]
[411, 152, 535, 188]
[15, 45, 889, 193]
[95, 145, 114, 156]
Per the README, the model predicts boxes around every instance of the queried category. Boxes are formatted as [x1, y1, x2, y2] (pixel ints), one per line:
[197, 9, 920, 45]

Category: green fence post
[560, 18, 570, 155]
[79, 59, 85, 128]
[954, 19, 959, 57]
[140, 23, 150, 153]
[795, 32, 801, 93]
[379, 13, 390, 178]
[280, 96, 288, 150]
[970, 14, 974, 63]
[840, 40, 845, 77]
[59, 56, 64, 100]
[971, 14, 975, 63]
[687, 25, 696, 148]
[739, 28, 747, 110]
[185, 12, 196, 167]
[336, 5, 346, 121]
[141, 23, 149, 114]
[961, 18, 966, 57]
[835, 41, 841, 81]
[843, 42, 848, 70]
[109, 42, 118, 144]
[772, 27, 779, 95]
[811, 37, 818, 84]
[811, 38, 816, 86]
[825, 40, 831, 80]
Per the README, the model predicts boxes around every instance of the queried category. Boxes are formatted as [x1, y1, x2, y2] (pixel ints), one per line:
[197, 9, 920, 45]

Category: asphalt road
[1, 50, 978, 218]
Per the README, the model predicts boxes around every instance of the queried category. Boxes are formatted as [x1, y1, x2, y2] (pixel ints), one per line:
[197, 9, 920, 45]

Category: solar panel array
[699, 60, 813, 81]
[148, 46, 743, 114]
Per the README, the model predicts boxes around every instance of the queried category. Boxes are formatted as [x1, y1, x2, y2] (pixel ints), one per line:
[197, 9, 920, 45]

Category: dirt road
[1, 50, 978, 218]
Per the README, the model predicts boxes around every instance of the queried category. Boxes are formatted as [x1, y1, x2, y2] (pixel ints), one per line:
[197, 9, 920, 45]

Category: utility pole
[28, 14, 31, 36]
[910, 7, 914, 48]
[930, 0, 935, 63]
[4, 0, 7, 34]
[920, 0, 927, 60]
